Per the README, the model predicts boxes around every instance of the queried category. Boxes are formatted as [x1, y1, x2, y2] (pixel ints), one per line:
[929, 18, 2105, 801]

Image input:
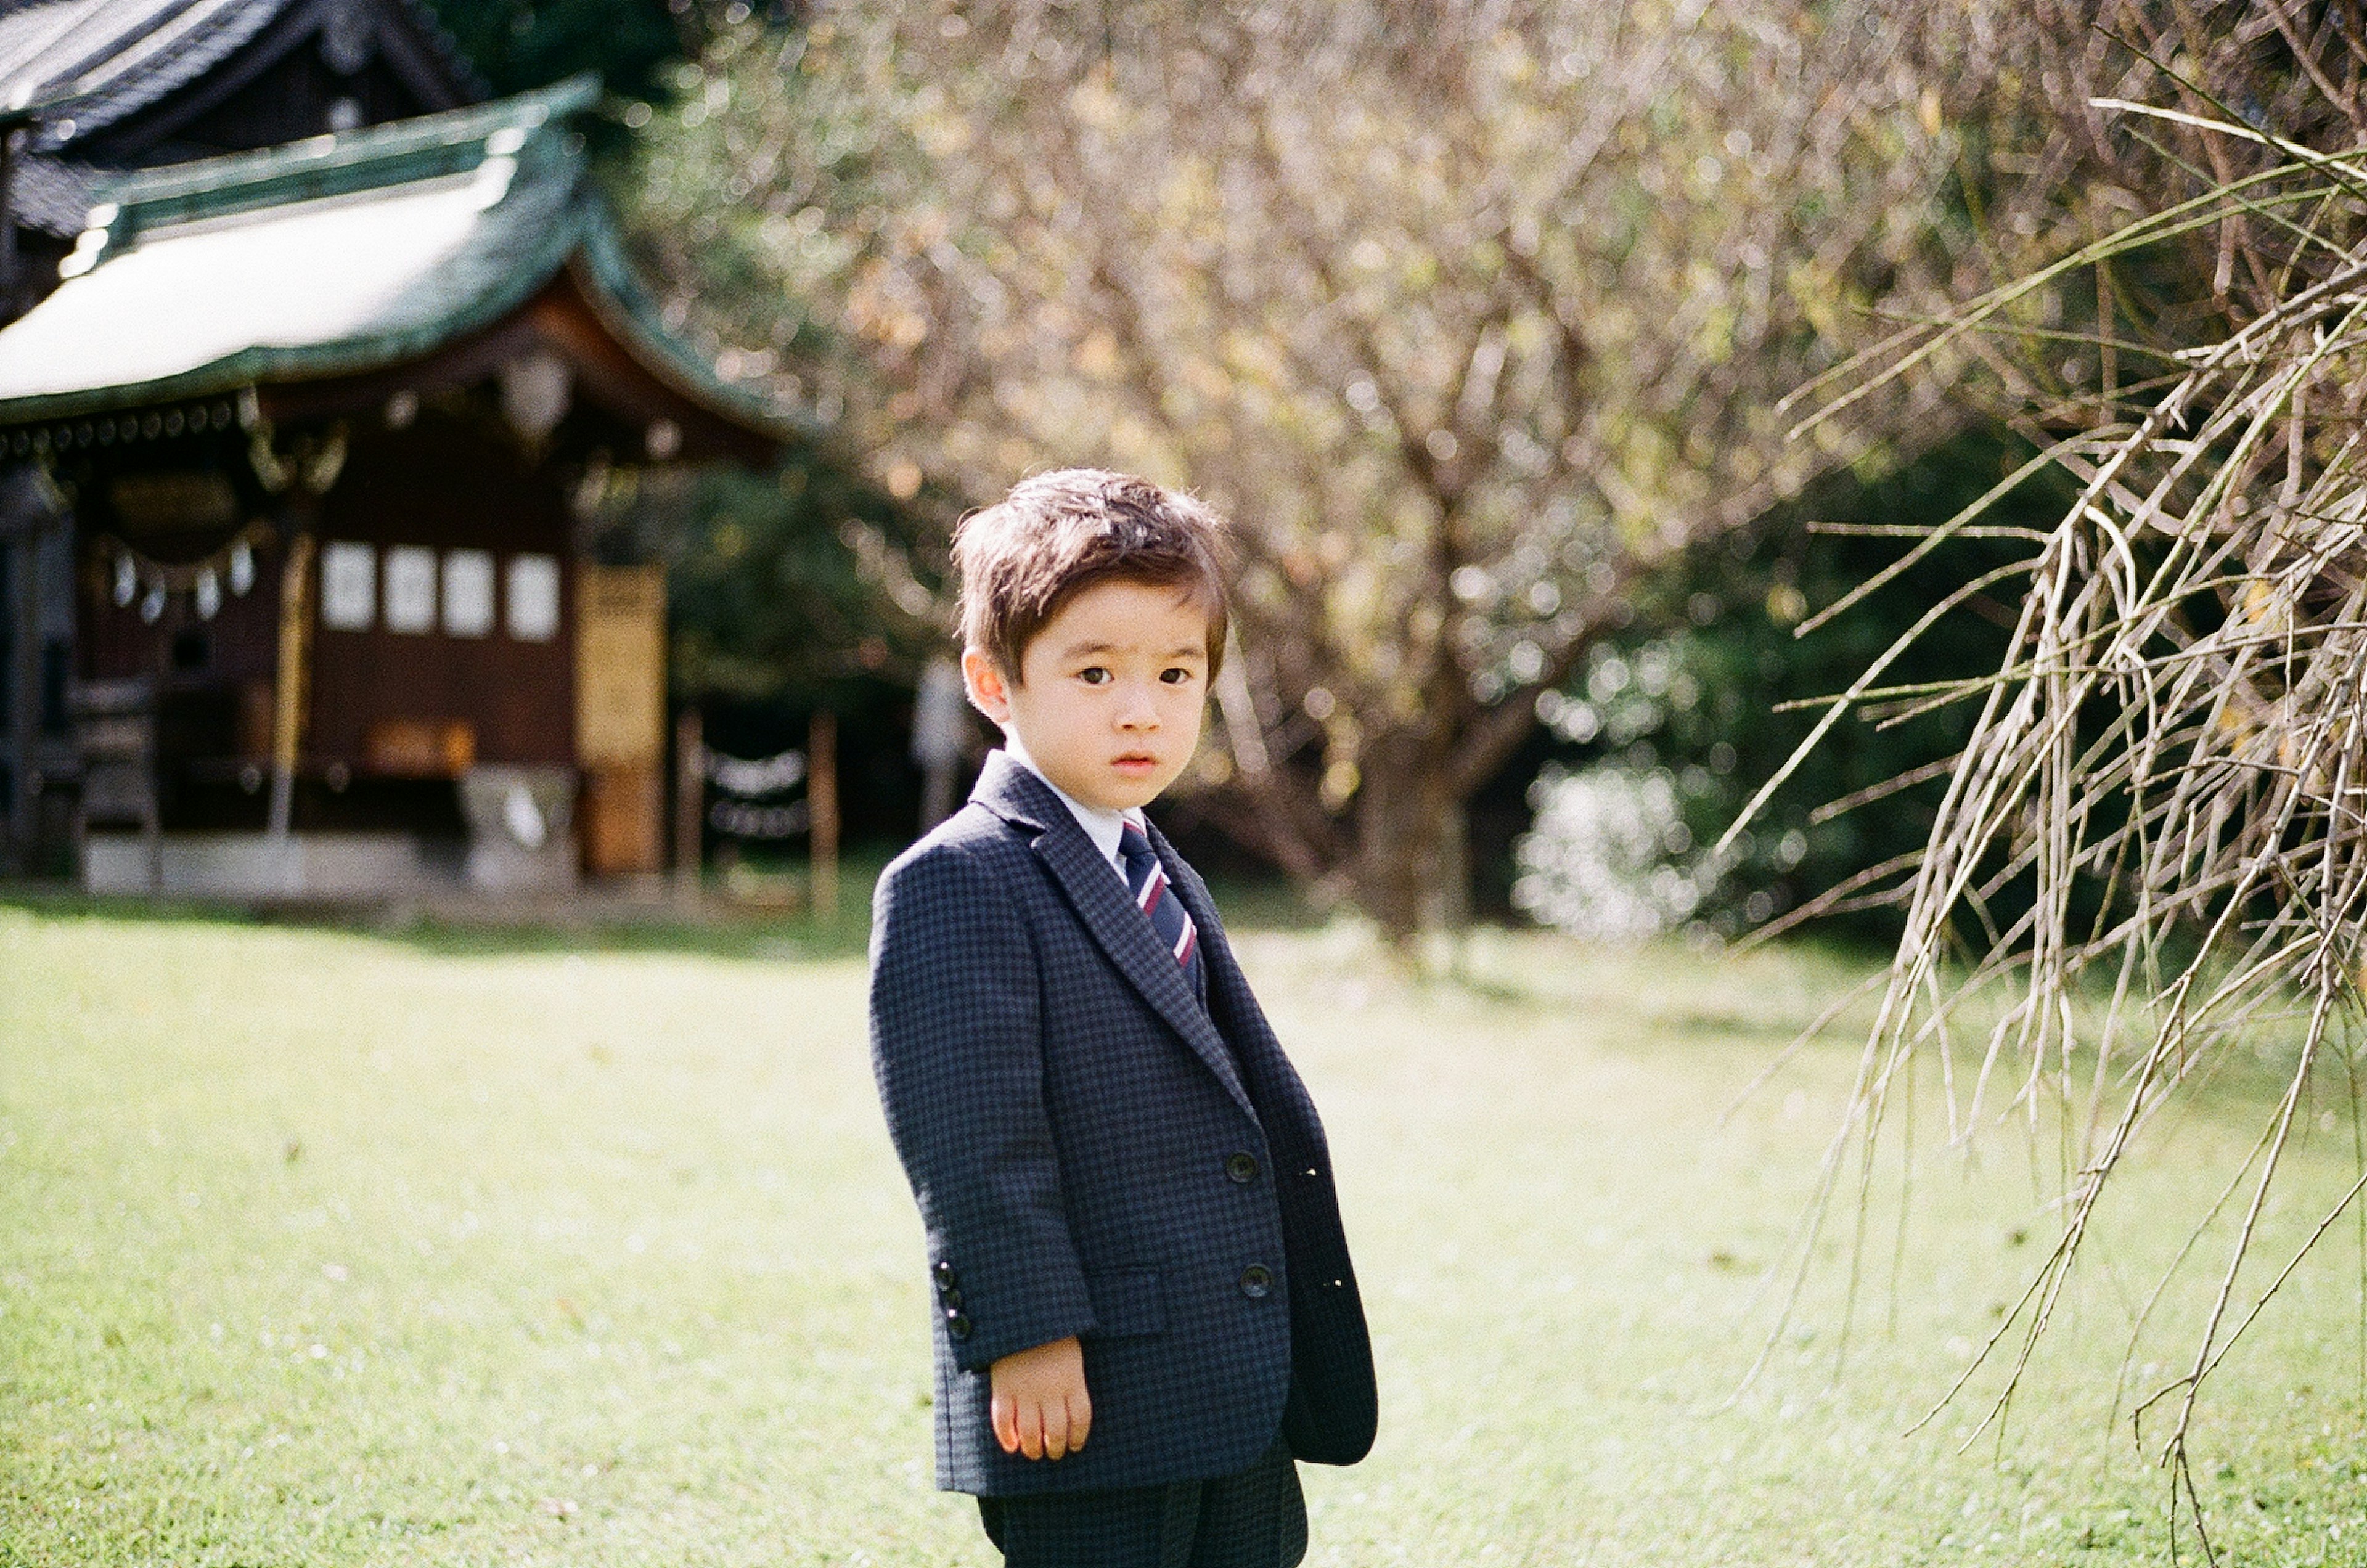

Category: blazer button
[933, 1260, 957, 1286]
[946, 1312, 973, 1340]
[940, 1287, 963, 1310]
[1225, 1152, 1259, 1185]
[1238, 1264, 1273, 1299]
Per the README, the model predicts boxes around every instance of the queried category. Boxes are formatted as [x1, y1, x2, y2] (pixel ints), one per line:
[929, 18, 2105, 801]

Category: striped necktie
[1119, 819, 1204, 998]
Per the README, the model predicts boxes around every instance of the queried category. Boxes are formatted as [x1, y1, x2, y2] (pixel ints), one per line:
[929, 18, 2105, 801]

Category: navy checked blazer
[869, 753, 1378, 1497]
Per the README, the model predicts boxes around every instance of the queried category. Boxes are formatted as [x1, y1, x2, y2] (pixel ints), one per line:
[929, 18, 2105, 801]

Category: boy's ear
[961, 646, 1015, 724]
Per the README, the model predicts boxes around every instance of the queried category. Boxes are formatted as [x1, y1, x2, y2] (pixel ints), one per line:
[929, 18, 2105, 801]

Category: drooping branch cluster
[1757, 2, 2367, 1512]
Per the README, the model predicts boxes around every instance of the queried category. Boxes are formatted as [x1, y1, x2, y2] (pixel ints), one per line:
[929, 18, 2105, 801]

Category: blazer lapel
[971, 754, 1256, 1119]
[1145, 818, 1272, 1069]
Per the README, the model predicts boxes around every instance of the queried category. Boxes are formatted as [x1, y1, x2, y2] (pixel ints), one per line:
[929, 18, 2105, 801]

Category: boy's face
[963, 577, 1210, 814]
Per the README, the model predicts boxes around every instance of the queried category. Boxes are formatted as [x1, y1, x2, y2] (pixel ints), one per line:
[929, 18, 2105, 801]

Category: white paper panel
[506, 553, 560, 642]
[442, 549, 494, 637]
[320, 541, 375, 631]
[384, 545, 436, 634]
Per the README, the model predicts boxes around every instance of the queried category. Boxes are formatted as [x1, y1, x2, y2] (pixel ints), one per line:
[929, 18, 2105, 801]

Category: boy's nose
[1114, 680, 1160, 728]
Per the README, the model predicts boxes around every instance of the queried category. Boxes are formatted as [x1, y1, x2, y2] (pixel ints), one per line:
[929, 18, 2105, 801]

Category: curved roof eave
[566, 205, 817, 449]
[0, 75, 802, 457]
[0, 0, 486, 147]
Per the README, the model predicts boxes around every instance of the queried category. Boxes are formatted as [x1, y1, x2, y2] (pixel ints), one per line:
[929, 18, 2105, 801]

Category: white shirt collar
[999, 738, 1140, 879]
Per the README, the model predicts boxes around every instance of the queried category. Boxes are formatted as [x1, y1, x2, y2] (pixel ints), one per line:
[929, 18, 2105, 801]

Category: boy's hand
[989, 1336, 1092, 1460]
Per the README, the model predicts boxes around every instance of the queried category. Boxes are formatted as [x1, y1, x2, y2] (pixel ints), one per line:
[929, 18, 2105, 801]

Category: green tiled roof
[0, 0, 483, 144]
[0, 73, 800, 442]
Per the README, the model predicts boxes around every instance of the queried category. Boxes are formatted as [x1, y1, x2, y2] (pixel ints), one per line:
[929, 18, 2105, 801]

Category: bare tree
[632, 0, 1971, 941]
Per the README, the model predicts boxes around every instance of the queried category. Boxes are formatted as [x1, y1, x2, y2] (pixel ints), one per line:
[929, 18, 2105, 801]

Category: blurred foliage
[1516, 431, 2071, 945]
[419, 0, 705, 104]
[588, 458, 939, 705]
[623, 0, 1995, 939]
[580, 454, 955, 849]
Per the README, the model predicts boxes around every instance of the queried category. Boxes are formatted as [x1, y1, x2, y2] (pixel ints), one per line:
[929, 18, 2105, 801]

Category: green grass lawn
[6, 899, 2367, 1566]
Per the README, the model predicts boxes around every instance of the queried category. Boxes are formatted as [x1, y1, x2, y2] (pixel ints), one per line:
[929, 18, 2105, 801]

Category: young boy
[868, 470, 1376, 1567]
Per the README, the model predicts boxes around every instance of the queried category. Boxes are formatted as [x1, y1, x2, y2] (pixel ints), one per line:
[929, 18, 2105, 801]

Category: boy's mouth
[1111, 753, 1160, 775]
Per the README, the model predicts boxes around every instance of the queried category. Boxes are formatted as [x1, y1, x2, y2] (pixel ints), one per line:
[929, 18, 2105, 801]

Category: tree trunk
[1350, 733, 1471, 947]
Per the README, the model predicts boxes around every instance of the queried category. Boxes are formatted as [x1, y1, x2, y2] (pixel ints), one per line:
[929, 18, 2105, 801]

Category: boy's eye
[1078, 667, 1110, 685]
[1159, 667, 1195, 685]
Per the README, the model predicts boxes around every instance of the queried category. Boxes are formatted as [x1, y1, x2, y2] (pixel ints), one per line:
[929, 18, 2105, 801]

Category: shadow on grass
[0, 851, 877, 964]
[0, 855, 1330, 964]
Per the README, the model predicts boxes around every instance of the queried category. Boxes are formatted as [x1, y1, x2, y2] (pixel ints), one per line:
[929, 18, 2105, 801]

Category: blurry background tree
[625, 0, 1992, 943]
[421, 0, 706, 104]
[584, 461, 941, 701]
[579, 458, 952, 843]
[1510, 431, 2066, 946]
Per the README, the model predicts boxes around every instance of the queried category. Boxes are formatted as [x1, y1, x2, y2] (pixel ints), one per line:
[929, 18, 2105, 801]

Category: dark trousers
[977, 1437, 1306, 1568]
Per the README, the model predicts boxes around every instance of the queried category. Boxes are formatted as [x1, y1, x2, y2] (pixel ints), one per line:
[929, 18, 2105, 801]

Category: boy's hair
[953, 468, 1232, 681]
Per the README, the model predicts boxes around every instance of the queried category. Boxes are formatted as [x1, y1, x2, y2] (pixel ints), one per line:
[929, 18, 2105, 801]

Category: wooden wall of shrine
[306, 411, 578, 777]
[65, 396, 668, 874]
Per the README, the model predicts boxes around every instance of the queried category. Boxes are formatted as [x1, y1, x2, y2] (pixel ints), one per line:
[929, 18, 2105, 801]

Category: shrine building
[0, 1, 793, 894]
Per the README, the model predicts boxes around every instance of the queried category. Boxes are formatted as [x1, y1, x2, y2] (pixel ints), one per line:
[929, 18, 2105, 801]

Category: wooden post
[809, 707, 838, 920]
[2, 518, 32, 865]
[0, 125, 22, 316]
[142, 624, 169, 892]
[267, 531, 315, 841]
[673, 706, 703, 905]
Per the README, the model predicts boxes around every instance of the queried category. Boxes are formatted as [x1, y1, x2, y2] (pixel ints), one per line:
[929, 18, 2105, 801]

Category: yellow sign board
[575, 564, 666, 768]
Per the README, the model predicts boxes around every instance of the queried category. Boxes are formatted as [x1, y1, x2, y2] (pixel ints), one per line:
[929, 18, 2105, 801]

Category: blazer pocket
[1083, 1270, 1166, 1339]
